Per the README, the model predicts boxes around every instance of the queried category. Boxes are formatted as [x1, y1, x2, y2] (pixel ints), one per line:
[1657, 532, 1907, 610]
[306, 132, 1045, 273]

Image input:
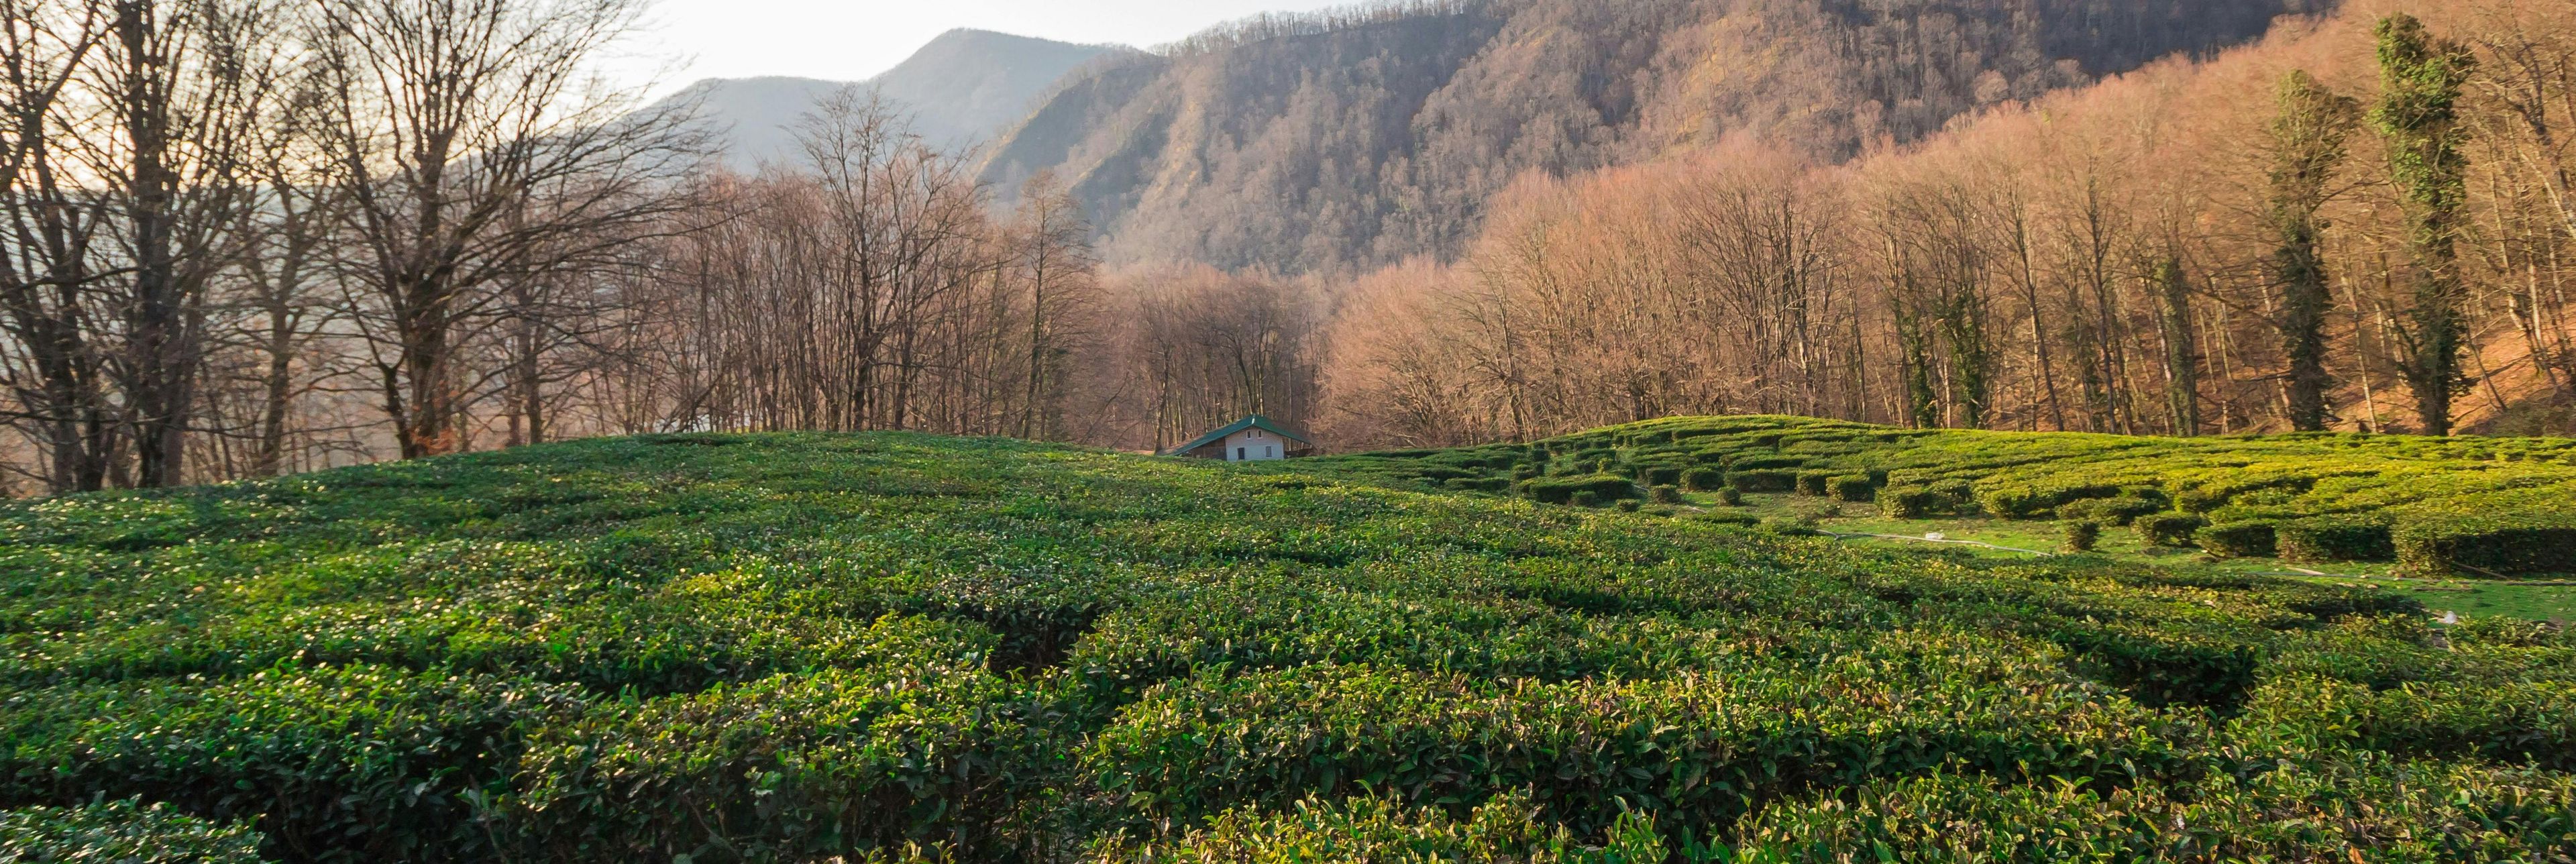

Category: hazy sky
[608, 0, 1347, 95]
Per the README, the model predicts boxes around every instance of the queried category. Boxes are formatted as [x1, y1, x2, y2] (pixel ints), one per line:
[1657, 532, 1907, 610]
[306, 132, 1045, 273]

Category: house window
[1266, 445, 1277, 458]
[1236, 447, 1246, 460]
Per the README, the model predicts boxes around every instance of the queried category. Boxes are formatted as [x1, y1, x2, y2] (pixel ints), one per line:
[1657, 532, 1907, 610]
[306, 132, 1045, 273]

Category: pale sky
[608, 0, 1349, 96]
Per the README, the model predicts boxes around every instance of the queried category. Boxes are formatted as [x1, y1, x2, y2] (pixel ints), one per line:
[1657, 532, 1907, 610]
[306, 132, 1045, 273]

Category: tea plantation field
[1318, 415, 2576, 620]
[3, 428, 2573, 861]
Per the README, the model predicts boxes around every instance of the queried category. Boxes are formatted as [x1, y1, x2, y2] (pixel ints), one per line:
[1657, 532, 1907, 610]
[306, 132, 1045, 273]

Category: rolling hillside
[1, 424, 2570, 859]
[982, 0, 2326, 273]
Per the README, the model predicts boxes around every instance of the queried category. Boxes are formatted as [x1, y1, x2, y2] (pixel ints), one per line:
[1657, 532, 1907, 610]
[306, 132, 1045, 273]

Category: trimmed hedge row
[2278, 515, 2395, 563]
[2231, 676, 2576, 771]
[1729, 760, 2576, 863]
[1102, 792, 1663, 863]
[0, 665, 590, 860]
[2198, 521, 2277, 559]
[1879, 480, 1975, 519]
[2133, 513, 2208, 548]
[2054, 495, 2165, 527]
[1727, 470, 1798, 493]
[1827, 475, 1875, 502]
[1517, 475, 1640, 505]
[2394, 513, 2576, 578]
[512, 666, 1038, 858]
[0, 799, 266, 863]
[1680, 467, 1725, 491]
[1087, 635, 2197, 834]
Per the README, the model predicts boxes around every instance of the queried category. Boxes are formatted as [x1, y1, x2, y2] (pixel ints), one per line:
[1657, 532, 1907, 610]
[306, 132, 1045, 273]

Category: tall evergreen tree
[2264, 70, 2360, 432]
[2368, 14, 2477, 436]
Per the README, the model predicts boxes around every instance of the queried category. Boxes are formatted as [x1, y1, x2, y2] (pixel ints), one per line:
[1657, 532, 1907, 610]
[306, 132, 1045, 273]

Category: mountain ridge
[665, 28, 1123, 171]
[980, 0, 2330, 274]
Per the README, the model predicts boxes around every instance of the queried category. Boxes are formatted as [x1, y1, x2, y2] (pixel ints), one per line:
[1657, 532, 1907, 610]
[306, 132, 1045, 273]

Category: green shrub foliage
[2054, 496, 2165, 527]
[1104, 792, 1664, 863]
[1731, 761, 2576, 862]
[1727, 470, 1798, 493]
[1794, 470, 1835, 496]
[2062, 520, 2101, 553]
[1827, 474, 1876, 502]
[2394, 513, 2576, 578]
[2135, 513, 2211, 547]
[2198, 522, 2279, 558]
[1519, 474, 1640, 505]
[0, 799, 266, 863]
[2279, 515, 2397, 562]
[1, 419, 2570, 859]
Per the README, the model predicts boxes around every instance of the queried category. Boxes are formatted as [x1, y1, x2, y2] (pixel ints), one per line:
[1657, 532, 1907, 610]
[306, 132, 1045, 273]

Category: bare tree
[307, 0, 701, 457]
[0, 0, 112, 492]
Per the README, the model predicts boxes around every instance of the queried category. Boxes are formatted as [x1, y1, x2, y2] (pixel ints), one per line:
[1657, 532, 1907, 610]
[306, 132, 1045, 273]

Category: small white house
[1165, 415, 1315, 462]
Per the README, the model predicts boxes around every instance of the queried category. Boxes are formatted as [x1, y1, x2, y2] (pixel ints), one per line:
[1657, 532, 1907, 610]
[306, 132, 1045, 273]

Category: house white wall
[1220, 428, 1289, 462]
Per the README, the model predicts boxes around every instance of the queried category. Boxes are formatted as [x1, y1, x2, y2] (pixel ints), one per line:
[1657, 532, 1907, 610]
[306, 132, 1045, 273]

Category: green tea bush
[1517, 474, 1638, 505]
[1729, 455, 1805, 472]
[1088, 640, 2196, 834]
[1727, 470, 1797, 493]
[0, 665, 589, 860]
[2053, 496, 2164, 527]
[1827, 475, 1875, 502]
[2061, 521, 2100, 553]
[1648, 484, 1683, 504]
[1728, 761, 2576, 863]
[2394, 513, 2576, 578]
[2133, 513, 2208, 547]
[1794, 470, 1835, 496]
[1680, 467, 1725, 491]
[1978, 482, 2121, 519]
[0, 799, 266, 863]
[1879, 487, 1943, 519]
[1102, 792, 1664, 864]
[1613, 499, 1642, 512]
[511, 654, 1038, 857]
[2049, 619, 2257, 709]
[1880, 480, 1976, 519]
[2198, 522, 2277, 559]
[1637, 465, 1685, 486]
[1715, 487, 1743, 506]
[2232, 676, 2576, 771]
[2279, 515, 2396, 562]
[1571, 491, 1603, 508]
[1695, 512, 1760, 527]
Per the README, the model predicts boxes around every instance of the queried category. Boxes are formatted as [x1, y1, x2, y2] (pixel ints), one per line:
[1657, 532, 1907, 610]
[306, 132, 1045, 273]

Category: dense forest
[2, 0, 2572, 496]
[1316, 0, 2576, 446]
[983, 0, 2321, 274]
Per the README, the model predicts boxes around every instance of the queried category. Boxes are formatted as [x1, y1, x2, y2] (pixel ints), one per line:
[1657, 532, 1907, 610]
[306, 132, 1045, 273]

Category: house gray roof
[1163, 415, 1311, 455]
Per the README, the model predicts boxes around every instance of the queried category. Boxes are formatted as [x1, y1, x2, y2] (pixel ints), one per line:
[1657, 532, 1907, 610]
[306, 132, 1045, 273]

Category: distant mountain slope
[982, 0, 2324, 274]
[669, 29, 1121, 170]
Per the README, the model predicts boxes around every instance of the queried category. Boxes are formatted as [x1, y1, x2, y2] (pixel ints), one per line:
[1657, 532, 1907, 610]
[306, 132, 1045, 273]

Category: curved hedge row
[1087, 637, 2198, 833]
[1326, 415, 2576, 577]
[1731, 759, 2576, 862]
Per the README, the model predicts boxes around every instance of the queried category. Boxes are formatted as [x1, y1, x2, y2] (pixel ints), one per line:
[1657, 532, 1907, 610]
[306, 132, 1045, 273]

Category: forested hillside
[1318, 0, 2576, 447]
[984, 0, 2320, 273]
